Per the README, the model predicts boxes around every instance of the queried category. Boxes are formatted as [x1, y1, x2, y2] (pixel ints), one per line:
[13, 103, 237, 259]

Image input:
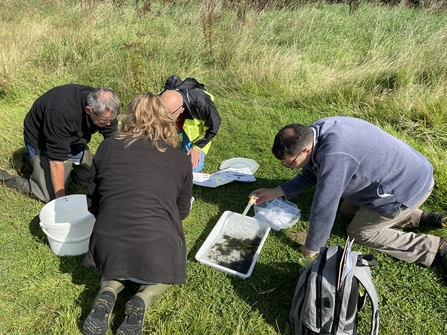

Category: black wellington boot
[0, 168, 31, 194]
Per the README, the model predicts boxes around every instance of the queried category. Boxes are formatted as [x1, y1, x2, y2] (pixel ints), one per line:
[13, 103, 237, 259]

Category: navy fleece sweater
[280, 116, 433, 252]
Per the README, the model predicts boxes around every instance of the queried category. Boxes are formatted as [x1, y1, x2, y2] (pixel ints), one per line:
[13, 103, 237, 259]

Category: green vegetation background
[1, 0, 447, 334]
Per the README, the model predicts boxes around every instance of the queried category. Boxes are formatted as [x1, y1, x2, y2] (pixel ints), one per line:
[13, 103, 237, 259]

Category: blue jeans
[180, 131, 205, 172]
[24, 138, 84, 163]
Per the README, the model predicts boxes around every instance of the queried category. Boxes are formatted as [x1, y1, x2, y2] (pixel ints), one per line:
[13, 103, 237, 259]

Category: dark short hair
[272, 124, 313, 159]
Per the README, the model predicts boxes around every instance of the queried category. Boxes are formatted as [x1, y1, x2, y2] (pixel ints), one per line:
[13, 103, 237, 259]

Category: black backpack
[289, 239, 379, 335]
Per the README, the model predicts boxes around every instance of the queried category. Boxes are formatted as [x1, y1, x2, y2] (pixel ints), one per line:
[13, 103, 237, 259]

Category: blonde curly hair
[116, 92, 179, 151]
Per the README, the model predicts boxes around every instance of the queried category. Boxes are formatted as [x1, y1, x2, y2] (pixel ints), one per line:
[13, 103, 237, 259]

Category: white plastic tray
[195, 211, 270, 279]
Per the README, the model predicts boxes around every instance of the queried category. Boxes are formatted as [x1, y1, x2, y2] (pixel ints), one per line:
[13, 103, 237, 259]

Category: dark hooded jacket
[163, 75, 221, 149]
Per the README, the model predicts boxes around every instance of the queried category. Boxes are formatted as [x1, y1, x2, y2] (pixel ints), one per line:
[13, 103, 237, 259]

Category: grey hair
[87, 88, 120, 118]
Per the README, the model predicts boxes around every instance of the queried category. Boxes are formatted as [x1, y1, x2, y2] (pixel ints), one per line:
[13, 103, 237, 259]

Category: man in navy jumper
[250, 116, 447, 269]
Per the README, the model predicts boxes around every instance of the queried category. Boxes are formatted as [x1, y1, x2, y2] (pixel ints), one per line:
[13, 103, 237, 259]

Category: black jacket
[23, 84, 117, 161]
[84, 137, 193, 284]
[163, 75, 221, 149]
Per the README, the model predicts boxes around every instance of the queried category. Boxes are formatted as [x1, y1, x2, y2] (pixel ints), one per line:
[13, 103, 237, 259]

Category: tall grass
[1, 1, 447, 334]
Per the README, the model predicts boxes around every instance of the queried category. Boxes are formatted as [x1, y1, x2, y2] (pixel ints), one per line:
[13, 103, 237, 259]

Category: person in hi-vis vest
[160, 75, 221, 172]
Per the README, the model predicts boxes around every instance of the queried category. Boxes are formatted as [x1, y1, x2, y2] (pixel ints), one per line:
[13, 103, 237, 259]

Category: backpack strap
[354, 255, 380, 335]
[289, 259, 314, 334]
[358, 254, 378, 267]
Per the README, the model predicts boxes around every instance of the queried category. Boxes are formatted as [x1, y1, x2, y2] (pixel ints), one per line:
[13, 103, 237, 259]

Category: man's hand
[249, 187, 285, 205]
[300, 245, 318, 258]
[187, 147, 201, 170]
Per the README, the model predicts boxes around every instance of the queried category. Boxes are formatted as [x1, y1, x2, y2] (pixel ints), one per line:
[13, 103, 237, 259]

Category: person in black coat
[160, 75, 221, 172]
[0, 84, 120, 203]
[82, 92, 193, 335]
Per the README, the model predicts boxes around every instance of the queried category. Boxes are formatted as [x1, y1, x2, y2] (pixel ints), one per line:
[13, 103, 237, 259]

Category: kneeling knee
[346, 228, 376, 246]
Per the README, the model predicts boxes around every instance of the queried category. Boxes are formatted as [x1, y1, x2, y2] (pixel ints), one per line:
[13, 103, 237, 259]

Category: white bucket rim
[39, 213, 95, 229]
[39, 194, 92, 227]
[40, 225, 91, 243]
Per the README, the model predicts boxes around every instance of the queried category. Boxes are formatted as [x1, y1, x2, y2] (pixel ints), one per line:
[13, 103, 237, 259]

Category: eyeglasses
[171, 104, 184, 114]
[93, 112, 113, 124]
[89, 106, 114, 124]
[282, 151, 304, 168]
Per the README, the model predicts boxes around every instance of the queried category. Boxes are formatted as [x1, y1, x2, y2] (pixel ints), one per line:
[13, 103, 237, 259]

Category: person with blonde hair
[82, 92, 193, 335]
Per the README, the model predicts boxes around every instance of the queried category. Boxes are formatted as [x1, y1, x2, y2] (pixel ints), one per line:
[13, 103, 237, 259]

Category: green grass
[1, 0, 447, 334]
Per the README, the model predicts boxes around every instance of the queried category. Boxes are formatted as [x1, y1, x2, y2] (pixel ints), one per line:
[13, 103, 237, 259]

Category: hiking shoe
[436, 238, 447, 271]
[83, 290, 116, 335]
[116, 295, 146, 335]
[420, 212, 447, 228]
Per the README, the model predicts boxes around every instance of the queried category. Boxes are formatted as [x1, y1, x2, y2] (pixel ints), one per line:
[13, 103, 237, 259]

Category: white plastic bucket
[39, 194, 95, 256]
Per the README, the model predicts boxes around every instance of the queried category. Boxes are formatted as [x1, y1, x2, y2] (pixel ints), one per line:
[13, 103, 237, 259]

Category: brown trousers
[341, 179, 439, 267]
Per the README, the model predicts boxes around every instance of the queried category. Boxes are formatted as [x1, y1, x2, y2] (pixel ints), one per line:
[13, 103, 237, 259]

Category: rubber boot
[0, 168, 31, 194]
[83, 279, 125, 335]
[135, 283, 170, 307]
[116, 283, 170, 335]
[116, 296, 146, 335]
[20, 156, 33, 175]
[28, 155, 73, 203]
[71, 146, 92, 185]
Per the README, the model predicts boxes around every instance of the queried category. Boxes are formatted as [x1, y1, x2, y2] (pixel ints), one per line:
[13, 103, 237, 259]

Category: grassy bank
[1, 1, 446, 334]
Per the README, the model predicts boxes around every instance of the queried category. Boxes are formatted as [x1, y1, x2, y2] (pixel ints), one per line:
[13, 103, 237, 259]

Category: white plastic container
[195, 211, 270, 279]
[39, 195, 95, 256]
[254, 198, 300, 231]
[219, 157, 259, 174]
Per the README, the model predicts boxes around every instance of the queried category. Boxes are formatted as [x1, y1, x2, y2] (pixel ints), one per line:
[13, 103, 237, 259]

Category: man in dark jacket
[0, 84, 120, 203]
[160, 75, 221, 172]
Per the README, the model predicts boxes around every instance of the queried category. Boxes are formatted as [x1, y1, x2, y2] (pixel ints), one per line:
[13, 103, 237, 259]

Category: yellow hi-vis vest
[182, 118, 212, 155]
